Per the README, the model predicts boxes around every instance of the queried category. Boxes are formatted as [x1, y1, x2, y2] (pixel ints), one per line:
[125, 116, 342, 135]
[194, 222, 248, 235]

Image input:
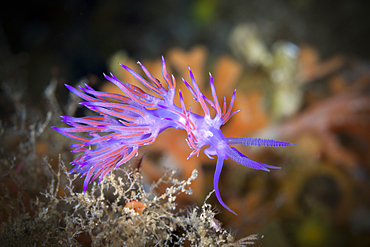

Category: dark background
[1, 1, 370, 246]
[1, 0, 370, 98]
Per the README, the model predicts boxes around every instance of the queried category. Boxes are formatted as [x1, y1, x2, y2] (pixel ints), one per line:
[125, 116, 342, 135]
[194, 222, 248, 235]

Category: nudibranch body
[53, 57, 295, 215]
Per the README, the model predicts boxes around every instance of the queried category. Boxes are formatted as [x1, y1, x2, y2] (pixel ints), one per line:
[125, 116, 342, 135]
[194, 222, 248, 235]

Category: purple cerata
[53, 57, 296, 215]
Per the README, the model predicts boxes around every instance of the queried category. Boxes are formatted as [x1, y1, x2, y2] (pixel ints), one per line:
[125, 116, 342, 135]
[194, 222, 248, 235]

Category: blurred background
[1, 0, 370, 246]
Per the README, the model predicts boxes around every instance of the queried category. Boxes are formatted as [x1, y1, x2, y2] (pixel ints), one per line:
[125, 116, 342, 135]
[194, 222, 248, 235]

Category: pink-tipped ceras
[53, 57, 295, 215]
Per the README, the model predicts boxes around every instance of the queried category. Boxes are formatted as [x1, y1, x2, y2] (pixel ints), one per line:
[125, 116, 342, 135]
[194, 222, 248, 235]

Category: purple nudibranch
[52, 57, 296, 215]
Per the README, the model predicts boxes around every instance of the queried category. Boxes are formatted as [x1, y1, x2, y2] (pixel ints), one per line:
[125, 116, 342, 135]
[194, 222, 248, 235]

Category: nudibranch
[53, 57, 295, 215]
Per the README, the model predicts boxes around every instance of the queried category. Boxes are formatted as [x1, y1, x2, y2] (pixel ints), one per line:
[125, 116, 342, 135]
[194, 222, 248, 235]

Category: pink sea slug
[53, 57, 295, 215]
